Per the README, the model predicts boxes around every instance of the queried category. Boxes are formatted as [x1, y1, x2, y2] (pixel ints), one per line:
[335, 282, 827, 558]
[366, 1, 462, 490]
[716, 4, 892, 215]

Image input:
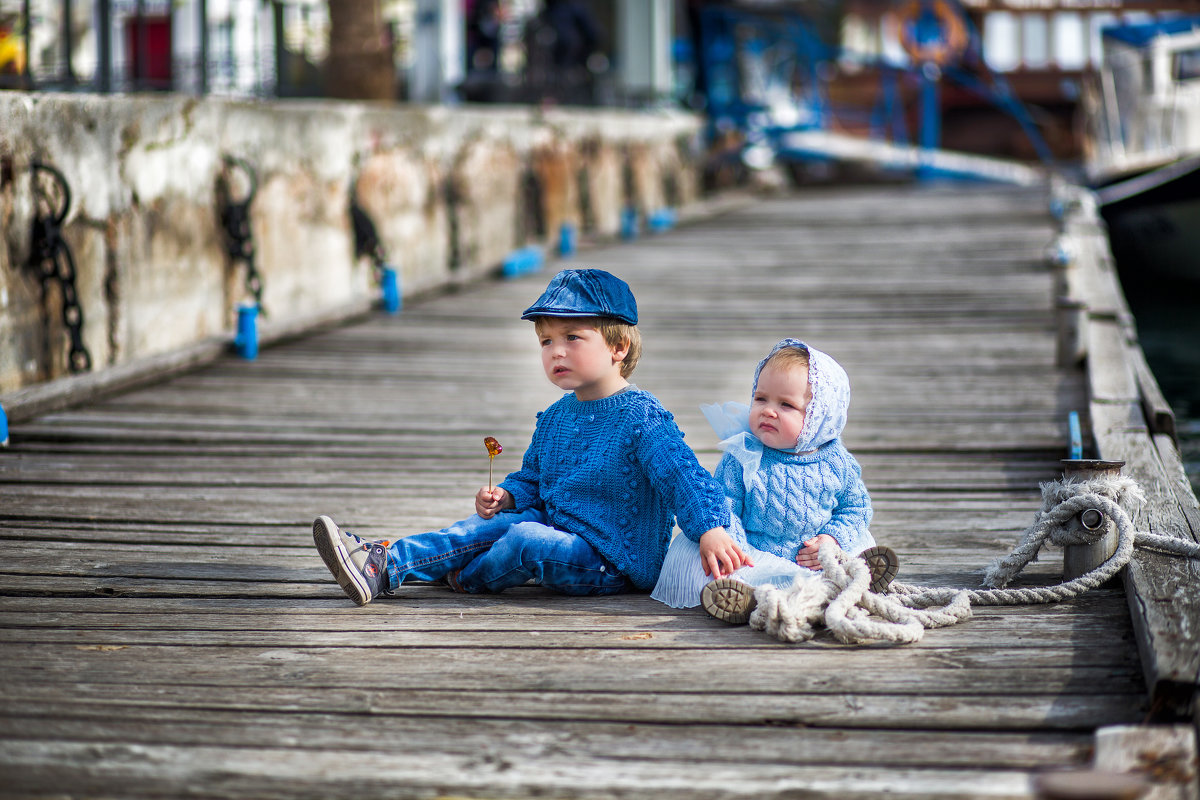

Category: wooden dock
[1, 184, 1197, 799]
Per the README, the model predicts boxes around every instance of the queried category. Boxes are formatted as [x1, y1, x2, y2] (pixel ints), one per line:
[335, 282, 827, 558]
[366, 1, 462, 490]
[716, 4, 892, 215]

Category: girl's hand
[699, 528, 753, 579]
[796, 534, 837, 570]
[475, 487, 513, 519]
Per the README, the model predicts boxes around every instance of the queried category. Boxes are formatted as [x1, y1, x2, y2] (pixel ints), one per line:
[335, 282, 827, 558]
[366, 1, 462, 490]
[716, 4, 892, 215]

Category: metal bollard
[1, 403, 8, 447]
[1060, 459, 1126, 580]
[502, 246, 544, 279]
[559, 223, 577, 257]
[620, 207, 639, 240]
[381, 266, 401, 314]
[1055, 297, 1088, 367]
[648, 208, 676, 233]
[234, 303, 259, 360]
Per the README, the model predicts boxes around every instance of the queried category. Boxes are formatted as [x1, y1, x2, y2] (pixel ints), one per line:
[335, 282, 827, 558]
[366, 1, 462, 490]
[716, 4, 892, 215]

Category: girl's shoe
[861, 545, 899, 592]
[701, 578, 757, 624]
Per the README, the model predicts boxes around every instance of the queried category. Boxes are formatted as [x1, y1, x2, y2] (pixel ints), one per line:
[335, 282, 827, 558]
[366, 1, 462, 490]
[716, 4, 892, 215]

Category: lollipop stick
[483, 437, 502, 493]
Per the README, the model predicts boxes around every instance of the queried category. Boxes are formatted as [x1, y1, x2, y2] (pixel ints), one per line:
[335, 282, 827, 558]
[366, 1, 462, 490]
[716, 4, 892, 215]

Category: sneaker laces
[346, 530, 395, 596]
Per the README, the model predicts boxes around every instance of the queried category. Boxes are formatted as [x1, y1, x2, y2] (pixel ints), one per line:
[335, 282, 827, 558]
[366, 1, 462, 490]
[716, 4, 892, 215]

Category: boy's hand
[475, 487, 513, 519]
[699, 528, 753, 579]
[796, 534, 836, 570]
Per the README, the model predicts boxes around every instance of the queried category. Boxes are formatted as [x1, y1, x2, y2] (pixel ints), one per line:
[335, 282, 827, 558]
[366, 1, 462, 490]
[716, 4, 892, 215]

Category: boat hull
[1096, 156, 1200, 287]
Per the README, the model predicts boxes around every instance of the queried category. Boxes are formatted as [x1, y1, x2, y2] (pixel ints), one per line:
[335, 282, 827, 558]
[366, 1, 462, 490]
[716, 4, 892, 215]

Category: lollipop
[484, 436, 503, 489]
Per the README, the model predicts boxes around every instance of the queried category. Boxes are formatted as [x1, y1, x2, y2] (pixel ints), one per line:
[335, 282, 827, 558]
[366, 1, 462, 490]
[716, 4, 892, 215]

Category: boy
[312, 268, 749, 605]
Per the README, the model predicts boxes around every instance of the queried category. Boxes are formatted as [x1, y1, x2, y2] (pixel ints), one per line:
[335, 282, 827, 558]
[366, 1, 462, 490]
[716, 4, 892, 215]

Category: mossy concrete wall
[0, 94, 703, 395]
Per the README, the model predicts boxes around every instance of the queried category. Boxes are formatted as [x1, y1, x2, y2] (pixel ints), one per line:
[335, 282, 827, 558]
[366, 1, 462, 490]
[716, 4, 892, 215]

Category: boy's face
[750, 361, 811, 450]
[536, 317, 629, 401]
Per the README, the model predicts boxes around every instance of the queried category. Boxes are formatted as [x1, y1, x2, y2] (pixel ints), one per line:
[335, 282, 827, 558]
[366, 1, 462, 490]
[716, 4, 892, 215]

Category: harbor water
[1116, 269, 1200, 496]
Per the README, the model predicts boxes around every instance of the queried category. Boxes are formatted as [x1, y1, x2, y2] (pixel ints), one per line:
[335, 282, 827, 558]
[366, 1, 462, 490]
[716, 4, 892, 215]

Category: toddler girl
[651, 338, 897, 623]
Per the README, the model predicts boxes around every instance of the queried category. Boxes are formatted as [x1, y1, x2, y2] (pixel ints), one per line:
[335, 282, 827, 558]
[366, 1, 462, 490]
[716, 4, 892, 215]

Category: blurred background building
[0, 0, 1195, 164]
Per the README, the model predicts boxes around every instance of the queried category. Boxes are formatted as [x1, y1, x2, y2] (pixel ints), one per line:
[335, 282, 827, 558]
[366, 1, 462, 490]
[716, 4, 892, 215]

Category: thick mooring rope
[750, 476, 1200, 645]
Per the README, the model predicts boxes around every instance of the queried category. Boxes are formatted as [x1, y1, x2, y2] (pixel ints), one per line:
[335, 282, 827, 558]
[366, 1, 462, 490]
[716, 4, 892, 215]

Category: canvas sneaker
[312, 515, 389, 606]
[701, 577, 758, 625]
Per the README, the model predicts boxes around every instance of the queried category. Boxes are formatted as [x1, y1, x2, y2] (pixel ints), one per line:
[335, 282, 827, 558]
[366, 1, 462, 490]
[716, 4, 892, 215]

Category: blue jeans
[384, 508, 628, 596]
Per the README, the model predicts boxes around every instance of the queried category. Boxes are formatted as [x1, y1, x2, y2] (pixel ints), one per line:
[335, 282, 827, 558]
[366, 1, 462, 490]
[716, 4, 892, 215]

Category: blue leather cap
[521, 269, 638, 325]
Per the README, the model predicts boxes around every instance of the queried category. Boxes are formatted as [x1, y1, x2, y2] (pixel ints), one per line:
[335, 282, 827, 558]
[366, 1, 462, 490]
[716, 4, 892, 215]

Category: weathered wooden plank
[0, 642, 1145, 697]
[0, 739, 1047, 800]
[0, 592, 1132, 634]
[0, 681, 1142, 732]
[1130, 346, 1178, 440]
[1087, 319, 1139, 404]
[0, 703, 1096, 768]
[0, 618, 1141, 655]
[2, 569, 1082, 600]
[0, 490, 1060, 531]
[1153, 432, 1200, 540]
[0, 590, 1127, 617]
[0, 447, 1067, 479]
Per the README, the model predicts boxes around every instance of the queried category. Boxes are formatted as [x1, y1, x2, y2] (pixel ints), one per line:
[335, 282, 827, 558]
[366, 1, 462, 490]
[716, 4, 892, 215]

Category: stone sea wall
[0, 93, 703, 395]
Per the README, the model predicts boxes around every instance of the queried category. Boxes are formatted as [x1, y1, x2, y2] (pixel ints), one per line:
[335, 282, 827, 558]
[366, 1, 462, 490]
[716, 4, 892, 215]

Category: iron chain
[217, 156, 264, 312]
[28, 161, 91, 374]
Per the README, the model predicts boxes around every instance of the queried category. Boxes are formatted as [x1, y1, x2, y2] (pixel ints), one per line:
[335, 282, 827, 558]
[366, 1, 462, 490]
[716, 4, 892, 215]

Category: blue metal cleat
[1, 402, 8, 447]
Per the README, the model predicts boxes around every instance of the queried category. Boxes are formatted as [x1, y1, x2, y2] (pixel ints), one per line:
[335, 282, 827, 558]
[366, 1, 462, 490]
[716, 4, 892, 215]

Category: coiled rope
[750, 476, 1200, 645]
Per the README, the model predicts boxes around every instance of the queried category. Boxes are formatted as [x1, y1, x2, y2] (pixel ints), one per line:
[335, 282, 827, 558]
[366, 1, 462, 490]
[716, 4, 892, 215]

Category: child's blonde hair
[762, 344, 810, 375]
[534, 316, 642, 378]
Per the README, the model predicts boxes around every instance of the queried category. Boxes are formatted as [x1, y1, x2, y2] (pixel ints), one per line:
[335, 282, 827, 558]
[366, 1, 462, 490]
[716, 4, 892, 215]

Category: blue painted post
[915, 0, 942, 179]
[648, 208, 676, 233]
[381, 266, 402, 314]
[235, 303, 259, 360]
[919, 65, 940, 152]
[559, 222, 577, 257]
[620, 207, 639, 240]
[1, 403, 8, 447]
[1068, 411, 1083, 460]
[502, 246, 545, 279]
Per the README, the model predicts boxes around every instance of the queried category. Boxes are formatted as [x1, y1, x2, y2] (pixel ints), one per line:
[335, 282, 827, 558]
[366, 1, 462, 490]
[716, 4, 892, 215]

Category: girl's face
[749, 361, 811, 450]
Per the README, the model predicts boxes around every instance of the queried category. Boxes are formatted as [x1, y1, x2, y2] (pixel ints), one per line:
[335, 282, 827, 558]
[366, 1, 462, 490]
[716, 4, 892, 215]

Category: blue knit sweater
[712, 439, 873, 559]
[499, 388, 730, 589]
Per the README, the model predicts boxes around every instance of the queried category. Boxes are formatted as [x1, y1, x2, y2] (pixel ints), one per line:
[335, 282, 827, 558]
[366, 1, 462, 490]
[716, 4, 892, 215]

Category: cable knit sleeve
[498, 411, 545, 512]
[817, 447, 873, 552]
[636, 408, 730, 541]
[705, 453, 749, 547]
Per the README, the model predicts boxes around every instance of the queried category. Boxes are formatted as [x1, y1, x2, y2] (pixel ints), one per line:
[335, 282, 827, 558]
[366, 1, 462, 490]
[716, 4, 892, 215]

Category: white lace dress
[650, 533, 825, 608]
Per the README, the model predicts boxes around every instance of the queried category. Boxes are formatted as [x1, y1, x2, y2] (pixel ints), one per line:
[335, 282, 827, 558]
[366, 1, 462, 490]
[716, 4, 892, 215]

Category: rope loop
[748, 474, 1196, 646]
[895, 0, 969, 67]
